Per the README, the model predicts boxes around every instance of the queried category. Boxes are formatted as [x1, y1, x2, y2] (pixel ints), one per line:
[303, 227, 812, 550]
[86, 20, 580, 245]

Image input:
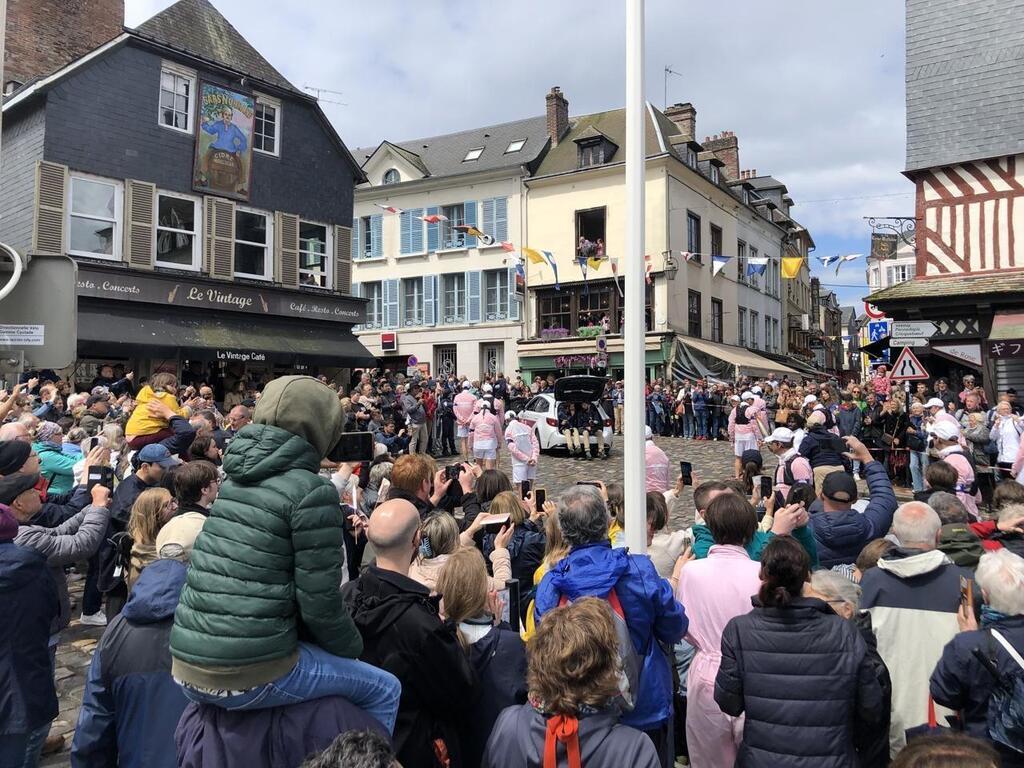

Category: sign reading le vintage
[76, 266, 365, 324]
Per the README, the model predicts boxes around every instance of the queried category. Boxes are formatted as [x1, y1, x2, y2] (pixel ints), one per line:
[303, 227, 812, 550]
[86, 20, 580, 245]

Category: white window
[254, 94, 281, 156]
[442, 273, 466, 323]
[505, 139, 527, 154]
[364, 282, 384, 328]
[463, 147, 484, 162]
[686, 147, 698, 168]
[158, 62, 196, 133]
[440, 203, 466, 249]
[484, 268, 509, 319]
[403, 277, 424, 326]
[155, 192, 200, 270]
[382, 168, 400, 185]
[233, 208, 273, 280]
[887, 264, 915, 284]
[68, 175, 122, 261]
[299, 221, 331, 287]
[710, 165, 720, 184]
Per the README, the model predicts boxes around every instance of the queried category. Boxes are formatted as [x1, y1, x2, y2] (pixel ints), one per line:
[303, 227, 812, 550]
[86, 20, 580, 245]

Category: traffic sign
[864, 302, 885, 320]
[407, 355, 418, 367]
[897, 338, 929, 347]
[891, 321, 937, 339]
[890, 346, 930, 381]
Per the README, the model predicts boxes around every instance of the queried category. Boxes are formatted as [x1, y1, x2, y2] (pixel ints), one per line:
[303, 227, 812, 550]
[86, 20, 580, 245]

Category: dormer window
[382, 168, 400, 185]
[709, 165, 720, 184]
[685, 147, 698, 169]
[578, 138, 605, 168]
[505, 138, 527, 154]
[463, 147, 484, 162]
[742, 188, 750, 205]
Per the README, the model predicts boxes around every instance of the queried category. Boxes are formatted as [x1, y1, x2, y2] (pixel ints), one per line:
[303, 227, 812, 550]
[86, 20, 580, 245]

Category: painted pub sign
[193, 83, 255, 201]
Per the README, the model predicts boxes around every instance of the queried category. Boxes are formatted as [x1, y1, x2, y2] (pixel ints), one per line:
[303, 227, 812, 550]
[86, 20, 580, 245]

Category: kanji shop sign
[988, 339, 1024, 359]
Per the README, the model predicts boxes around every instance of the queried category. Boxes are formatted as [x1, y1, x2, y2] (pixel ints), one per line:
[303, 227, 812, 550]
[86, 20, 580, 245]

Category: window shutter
[494, 196, 508, 242]
[274, 212, 300, 287]
[203, 194, 214, 272]
[466, 270, 481, 324]
[409, 207, 424, 253]
[481, 198, 495, 241]
[423, 274, 436, 326]
[370, 214, 383, 258]
[463, 201, 477, 247]
[426, 206, 440, 252]
[351, 282, 362, 330]
[123, 180, 156, 269]
[206, 196, 235, 280]
[32, 161, 68, 256]
[508, 265, 519, 321]
[350, 218, 360, 259]
[334, 224, 352, 293]
[399, 211, 411, 254]
[384, 278, 400, 328]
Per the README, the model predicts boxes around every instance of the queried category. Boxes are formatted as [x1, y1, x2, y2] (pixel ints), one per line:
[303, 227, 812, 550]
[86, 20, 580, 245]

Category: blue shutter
[384, 278, 400, 328]
[410, 207, 424, 253]
[351, 219, 361, 260]
[463, 201, 477, 248]
[508, 266, 519, 321]
[494, 197, 508, 242]
[426, 206, 440, 253]
[370, 215, 383, 258]
[423, 274, 437, 326]
[466, 270, 482, 323]
[399, 211, 411, 255]
[481, 198, 495, 242]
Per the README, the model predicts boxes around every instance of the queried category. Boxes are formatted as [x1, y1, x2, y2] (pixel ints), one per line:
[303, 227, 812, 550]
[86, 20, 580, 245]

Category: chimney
[703, 130, 740, 181]
[546, 86, 569, 147]
[3, 0, 124, 90]
[663, 102, 696, 142]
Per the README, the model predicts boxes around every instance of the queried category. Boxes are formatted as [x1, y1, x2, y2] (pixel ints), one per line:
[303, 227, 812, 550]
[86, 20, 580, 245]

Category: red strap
[558, 594, 569, 607]
[544, 714, 582, 768]
[606, 588, 626, 620]
[927, 695, 937, 728]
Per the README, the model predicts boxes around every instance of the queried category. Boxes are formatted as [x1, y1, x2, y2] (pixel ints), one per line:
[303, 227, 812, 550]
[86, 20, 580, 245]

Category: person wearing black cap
[79, 395, 112, 437]
[0, 439, 95, 530]
[0, 489, 59, 767]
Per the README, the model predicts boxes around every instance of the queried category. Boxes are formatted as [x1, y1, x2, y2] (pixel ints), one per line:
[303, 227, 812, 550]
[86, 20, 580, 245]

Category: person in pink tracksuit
[931, 420, 981, 519]
[453, 382, 477, 460]
[674, 493, 761, 768]
[728, 392, 763, 478]
[504, 411, 539, 495]
[645, 425, 671, 493]
[468, 400, 502, 470]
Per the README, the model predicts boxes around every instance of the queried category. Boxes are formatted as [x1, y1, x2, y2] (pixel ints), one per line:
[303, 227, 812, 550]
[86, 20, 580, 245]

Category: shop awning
[77, 303, 375, 367]
[758, 350, 823, 378]
[671, 336, 802, 380]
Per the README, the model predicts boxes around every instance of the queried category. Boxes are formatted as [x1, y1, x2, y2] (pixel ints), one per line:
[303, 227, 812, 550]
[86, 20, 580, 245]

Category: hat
[766, 427, 794, 444]
[741, 449, 763, 467]
[86, 394, 108, 408]
[137, 443, 180, 468]
[0, 472, 40, 506]
[730, 394, 740, 402]
[0, 505, 17, 541]
[462, 381, 472, 389]
[802, 394, 818, 406]
[751, 386, 763, 395]
[0, 440, 31, 476]
[741, 391, 755, 401]
[482, 383, 492, 393]
[34, 421, 62, 444]
[479, 400, 491, 412]
[90, 386, 110, 397]
[821, 471, 858, 504]
[925, 397, 945, 409]
[644, 425, 653, 440]
[931, 421, 961, 442]
[505, 411, 517, 421]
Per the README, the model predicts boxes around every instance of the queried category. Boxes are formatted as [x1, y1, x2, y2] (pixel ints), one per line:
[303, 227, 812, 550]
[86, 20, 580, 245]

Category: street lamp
[661, 251, 679, 280]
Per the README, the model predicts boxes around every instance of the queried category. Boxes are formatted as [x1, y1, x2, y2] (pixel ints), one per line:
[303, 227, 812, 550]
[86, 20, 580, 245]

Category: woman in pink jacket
[468, 400, 503, 470]
[674, 493, 761, 768]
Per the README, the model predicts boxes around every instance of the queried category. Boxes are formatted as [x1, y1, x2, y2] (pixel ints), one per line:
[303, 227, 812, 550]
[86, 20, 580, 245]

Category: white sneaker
[79, 611, 107, 627]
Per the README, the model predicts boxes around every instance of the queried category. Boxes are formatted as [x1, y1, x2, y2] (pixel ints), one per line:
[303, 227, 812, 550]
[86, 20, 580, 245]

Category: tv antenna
[304, 86, 347, 107]
[664, 66, 683, 109]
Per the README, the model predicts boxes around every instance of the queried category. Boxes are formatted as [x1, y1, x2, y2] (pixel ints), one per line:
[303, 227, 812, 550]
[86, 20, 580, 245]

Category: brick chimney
[703, 130, 740, 181]
[546, 86, 569, 146]
[4, 0, 124, 91]
[663, 102, 696, 142]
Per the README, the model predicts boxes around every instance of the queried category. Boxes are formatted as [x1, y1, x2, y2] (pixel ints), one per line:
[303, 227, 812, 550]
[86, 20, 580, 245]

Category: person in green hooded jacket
[169, 376, 400, 733]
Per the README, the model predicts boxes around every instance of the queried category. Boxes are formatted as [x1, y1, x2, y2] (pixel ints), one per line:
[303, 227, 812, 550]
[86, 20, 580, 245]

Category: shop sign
[932, 343, 982, 367]
[215, 349, 268, 363]
[76, 266, 365, 324]
[988, 339, 1024, 359]
[193, 83, 256, 201]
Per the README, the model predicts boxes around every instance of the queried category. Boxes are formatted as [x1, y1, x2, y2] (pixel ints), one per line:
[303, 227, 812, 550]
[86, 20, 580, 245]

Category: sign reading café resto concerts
[76, 265, 365, 324]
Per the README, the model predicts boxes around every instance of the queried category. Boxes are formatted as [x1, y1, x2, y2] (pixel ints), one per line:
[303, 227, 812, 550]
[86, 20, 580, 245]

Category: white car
[517, 376, 614, 453]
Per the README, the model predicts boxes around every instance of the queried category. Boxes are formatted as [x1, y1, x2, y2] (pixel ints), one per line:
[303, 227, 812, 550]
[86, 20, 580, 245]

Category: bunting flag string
[541, 251, 560, 291]
[746, 256, 769, 276]
[374, 203, 403, 214]
[454, 224, 486, 238]
[418, 213, 448, 223]
[834, 253, 862, 275]
[712, 254, 731, 277]
[610, 257, 623, 297]
[818, 254, 841, 268]
[500, 241, 516, 252]
[522, 247, 545, 265]
[781, 255, 804, 279]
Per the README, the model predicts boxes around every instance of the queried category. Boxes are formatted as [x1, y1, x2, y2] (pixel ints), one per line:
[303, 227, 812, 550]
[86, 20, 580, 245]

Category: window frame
[154, 190, 202, 271]
[232, 206, 274, 281]
[738, 307, 747, 346]
[484, 268, 510, 320]
[750, 310, 760, 350]
[749, 245, 760, 289]
[441, 272, 466, 324]
[504, 138, 527, 154]
[710, 165, 720, 184]
[711, 298, 724, 343]
[686, 211, 701, 256]
[463, 147, 484, 162]
[440, 203, 467, 250]
[382, 168, 400, 185]
[687, 289, 701, 338]
[737, 240, 747, 284]
[363, 281, 384, 329]
[157, 61, 196, 135]
[67, 173, 123, 262]
[685, 147, 698, 169]
[402, 276, 424, 326]
[298, 219, 332, 289]
[253, 93, 281, 157]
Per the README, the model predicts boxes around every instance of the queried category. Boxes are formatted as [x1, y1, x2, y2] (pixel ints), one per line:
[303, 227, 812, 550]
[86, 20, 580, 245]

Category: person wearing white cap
[930, 420, 981, 519]
[453, 382, 477, 461]
[503, 410, 539, 494]
[764, 427, 813, 506]
[644, 425, 671, 493]
[728, 392, 763, 479]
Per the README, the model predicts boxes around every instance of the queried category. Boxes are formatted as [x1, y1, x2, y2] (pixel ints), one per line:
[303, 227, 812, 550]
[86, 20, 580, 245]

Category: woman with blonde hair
[409, 511, 512, 592]
[437, 547, 527, 767]
[524, 508, 569, 640]
[483, 491, 546, 618]
[126, 487, 176, 589]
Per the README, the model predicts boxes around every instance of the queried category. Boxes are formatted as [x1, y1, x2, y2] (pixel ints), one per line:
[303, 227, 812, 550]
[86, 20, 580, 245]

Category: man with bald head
[343, 498, 477, 768]
[0, 421, 31, 443]
[860, 501, 978, 756]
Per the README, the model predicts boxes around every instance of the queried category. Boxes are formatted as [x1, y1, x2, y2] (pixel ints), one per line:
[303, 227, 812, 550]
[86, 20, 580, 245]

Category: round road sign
[864, 302, 885, 321]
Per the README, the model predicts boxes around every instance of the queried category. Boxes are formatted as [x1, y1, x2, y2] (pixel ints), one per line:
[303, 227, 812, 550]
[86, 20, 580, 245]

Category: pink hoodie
[645, 439, 671, 493]
[453, 390, 477, 427]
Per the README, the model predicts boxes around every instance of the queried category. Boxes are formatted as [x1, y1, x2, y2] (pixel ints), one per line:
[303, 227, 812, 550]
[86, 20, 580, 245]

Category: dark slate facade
[0, 105, 45, 255]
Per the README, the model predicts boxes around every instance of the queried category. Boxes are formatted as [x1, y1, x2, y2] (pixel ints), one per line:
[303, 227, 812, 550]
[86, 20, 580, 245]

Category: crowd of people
[0, 363, 1023, 768]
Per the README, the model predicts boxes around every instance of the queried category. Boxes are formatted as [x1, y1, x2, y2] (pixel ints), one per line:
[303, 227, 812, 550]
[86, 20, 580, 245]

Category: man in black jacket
[386, 453, 482, 526]
[342, 498, 477, 768]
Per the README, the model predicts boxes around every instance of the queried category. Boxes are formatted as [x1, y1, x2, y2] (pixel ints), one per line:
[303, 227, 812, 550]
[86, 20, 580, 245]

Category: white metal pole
[624, 0, 647, 553]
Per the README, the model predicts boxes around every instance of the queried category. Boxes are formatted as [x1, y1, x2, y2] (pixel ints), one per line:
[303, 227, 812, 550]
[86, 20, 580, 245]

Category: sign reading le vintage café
[76, 266, 365, 324]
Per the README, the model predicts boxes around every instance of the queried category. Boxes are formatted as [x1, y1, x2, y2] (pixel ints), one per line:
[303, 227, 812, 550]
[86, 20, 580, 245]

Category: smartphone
[86, 465, 114, 492]
[478, 512, 511, 535]
[534, 487, 546, 512]
[521, 479, 531, 499]
[680, 461, 693, 486]
[576, 481, 601, 487]
[960, 576, 974, 615]
[502, 578, 521, 633]
[446, 464, 464, 482]
[759, 475, 772, 499]
[85, 436, 102, 453]
[326, 432, 374, 463]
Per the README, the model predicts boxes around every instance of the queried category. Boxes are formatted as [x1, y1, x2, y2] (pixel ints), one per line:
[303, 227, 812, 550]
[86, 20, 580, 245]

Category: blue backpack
[983, 629, 1024, 755]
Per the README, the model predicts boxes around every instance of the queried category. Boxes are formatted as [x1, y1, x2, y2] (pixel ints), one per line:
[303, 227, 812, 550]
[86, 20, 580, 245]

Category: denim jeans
[695, 410, 708, 438]
[0, 723, 50, 768]
[180, 643, 401, 734]
[683, 412, 694, 438]
[910, 450, 930, 493]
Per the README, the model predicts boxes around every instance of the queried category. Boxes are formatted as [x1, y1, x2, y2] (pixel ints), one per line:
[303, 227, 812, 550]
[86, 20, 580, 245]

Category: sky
[127, 0, 914, 309]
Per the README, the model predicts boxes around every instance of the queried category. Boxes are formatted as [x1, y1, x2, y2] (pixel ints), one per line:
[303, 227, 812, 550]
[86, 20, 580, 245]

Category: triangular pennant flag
[712, 255, 731, 277]
[514, 261, 526, 290]
[541, 250, 560, 290]
[454, 224, 485, 238]
[835, 253, 863, 275]
[781, 256, 803, 279]
[587, 256, 603, 272]
[680, 251, 695, 262]
[375, 203, 403, 214]
[500, 241, 516, 252]
[418, 213, 448, 223]
[747, 256, 769, 276]
[522, 247, 545, 265]
[818, 254, 840, 268]
[610, 256, 623, 297]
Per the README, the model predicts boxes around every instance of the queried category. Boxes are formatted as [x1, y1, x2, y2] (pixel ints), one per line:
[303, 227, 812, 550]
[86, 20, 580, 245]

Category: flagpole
[624, 0, 646, 554]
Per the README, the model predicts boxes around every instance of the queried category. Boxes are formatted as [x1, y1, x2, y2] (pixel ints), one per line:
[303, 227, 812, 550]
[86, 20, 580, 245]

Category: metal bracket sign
[891, 321, 937, 339]
[891, 346, 930, 381]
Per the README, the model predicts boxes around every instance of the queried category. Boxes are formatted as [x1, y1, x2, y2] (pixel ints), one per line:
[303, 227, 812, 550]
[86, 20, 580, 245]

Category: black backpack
[974, 629, 1024, 755]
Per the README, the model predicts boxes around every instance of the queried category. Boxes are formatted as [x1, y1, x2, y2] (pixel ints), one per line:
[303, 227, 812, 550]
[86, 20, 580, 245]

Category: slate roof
[354, 115, 549, 180]
[905, 0, 1024, 171]
[747, 175, 789, 193]
[866, 271, 1024, 304]
[131, 0, 300, 94]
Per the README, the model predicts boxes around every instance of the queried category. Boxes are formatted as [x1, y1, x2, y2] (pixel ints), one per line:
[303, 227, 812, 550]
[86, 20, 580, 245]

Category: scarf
[981, 604, 1012, 628]
[544, 714, 582, 768]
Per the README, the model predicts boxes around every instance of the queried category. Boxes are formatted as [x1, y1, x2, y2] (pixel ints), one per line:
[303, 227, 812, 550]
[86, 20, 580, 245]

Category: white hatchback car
[517, 376, 614, 453]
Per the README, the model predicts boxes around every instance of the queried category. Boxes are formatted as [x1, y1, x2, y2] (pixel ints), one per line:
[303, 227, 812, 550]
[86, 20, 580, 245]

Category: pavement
[41, 434, 899, 765]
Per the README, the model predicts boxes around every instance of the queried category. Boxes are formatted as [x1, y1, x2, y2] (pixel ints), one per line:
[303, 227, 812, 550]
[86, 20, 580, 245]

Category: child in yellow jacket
[125, 373, 189, 449]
